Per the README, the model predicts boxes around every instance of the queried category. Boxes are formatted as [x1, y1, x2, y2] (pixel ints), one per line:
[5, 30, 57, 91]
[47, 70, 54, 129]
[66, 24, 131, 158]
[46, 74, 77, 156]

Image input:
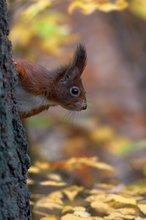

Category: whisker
[63, 110, 70, 121]
[68, 111, 75, 122]
[69, 111, 81, 124]
[63, 110, 84, 126]
[63, 110, 74, 122]
[65, 111, 77, 123]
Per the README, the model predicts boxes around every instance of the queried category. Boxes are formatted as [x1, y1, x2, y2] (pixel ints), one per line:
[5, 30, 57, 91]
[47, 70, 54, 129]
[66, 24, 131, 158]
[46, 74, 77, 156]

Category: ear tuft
[72, 43, 87, 74]
[53, 44, 87, 81]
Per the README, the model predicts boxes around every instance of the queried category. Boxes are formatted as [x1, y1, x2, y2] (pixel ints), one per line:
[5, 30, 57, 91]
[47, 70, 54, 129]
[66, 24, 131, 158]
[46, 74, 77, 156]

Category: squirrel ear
[55, 44, 86, 82]
[52, 65, 68, 81]
[71, 44, 87, 75]
[62, 44, 87, 81]
[63, 67, 79, 82]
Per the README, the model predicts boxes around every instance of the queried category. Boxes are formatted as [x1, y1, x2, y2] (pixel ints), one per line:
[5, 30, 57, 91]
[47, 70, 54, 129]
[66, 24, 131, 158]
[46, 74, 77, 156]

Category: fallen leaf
[28, 166, 40, 173]
[104, 211, 135, 220]
[62, 214, 103, 220]
[68, 0, 128, 14]
[74, 210, 91, 217]
[91, 201, 113, 214]
[40, 216, 57, 220]
[40, 180, 66, 186]
[117, 208, 136, 215]
[63, 186, 84, 201]
[47, 173, 63, 181]
[106, 194, 137, 206]
[35, 161, 50, 170]
[138, 204, 146, 215]
[22, 0, 52, 19]
[35, 191, 63, 210]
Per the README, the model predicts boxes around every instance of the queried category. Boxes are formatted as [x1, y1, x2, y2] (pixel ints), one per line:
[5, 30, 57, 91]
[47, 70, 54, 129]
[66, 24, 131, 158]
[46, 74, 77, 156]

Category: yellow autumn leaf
[48, 191, 63, 203]
[40, 180, 66, 186]
[138, 204, 146, 215]
[68, 0, 128, 14]
[135, 217, 146, 220]
[35, 191, 63, 210]
[117, 208, 136, 215]
[35, 161, 50, 170]
[134, 217, 146, 220]
[65, 157, 114, 171]
[62, 206, 87, 214]
[40, 216, 58, 220]
[62, 205, 74, 213]
[62, 214, 103, 220]
[106, 194, 137, 206]
[90, 201, 113, 214]
[63, 186, 84, 201]
[86, 193, 107, 203]
[92, 161, 114, 171]
[104, 211, 135, 220]
[97, 0, 129, 12]
[116, 0, 129, 9]
[33, 210, 48, 217]
[73, 210, 91, 218]
[47, 173, 62, 181]
[28, 166, 40, 173]
[22, 0, 52, 19]
[73, 207, 86, 212]
[35, 199, 63, 210]
[125, 183, 146, 196]
[94, 183, 120, 190]
[69, 2, 96, 14]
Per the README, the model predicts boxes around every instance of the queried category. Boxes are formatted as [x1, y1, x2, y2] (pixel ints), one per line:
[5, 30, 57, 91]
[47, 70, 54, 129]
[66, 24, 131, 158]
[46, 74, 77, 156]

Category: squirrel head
[48, 44, 87, 111]
[14, 44, 87, 118]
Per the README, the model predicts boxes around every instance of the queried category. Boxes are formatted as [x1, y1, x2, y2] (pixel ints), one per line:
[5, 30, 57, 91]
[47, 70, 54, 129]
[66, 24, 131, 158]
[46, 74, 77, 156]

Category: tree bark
[0, 1, 31, 219]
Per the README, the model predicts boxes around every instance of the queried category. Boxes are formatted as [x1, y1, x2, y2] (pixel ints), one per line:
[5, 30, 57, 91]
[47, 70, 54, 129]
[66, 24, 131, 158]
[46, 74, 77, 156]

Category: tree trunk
[0, 1, 31, 219]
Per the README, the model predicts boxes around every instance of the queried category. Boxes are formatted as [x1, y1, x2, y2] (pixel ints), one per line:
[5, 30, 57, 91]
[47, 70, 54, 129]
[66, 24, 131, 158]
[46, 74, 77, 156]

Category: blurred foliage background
[7, 0, 146, 219]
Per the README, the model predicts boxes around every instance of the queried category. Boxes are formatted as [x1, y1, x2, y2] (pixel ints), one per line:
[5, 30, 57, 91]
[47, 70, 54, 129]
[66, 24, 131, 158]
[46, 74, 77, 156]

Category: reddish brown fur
[14, 44, 87, 118]
[15, 60, 54, 96]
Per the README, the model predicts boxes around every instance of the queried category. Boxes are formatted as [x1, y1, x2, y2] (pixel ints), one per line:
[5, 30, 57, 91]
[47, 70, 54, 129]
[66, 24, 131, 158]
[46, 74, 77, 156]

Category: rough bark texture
[0, 1, 31, 219]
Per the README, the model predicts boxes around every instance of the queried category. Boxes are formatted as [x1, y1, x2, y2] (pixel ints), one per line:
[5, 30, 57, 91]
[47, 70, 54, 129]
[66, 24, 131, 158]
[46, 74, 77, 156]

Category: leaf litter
[28, 156, 146, 220]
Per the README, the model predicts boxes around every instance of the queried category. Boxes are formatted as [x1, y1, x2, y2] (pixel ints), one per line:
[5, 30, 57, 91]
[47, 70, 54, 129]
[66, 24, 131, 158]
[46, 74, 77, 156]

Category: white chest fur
[15, 83, 55, 114]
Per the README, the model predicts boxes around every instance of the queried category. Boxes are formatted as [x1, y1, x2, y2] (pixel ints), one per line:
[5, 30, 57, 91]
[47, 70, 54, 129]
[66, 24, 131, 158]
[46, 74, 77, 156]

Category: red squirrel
[14, 44, 87, 118]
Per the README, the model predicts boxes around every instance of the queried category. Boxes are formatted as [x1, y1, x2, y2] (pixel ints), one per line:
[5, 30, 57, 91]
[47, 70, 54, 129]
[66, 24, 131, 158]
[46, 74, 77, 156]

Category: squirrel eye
[70, 86, 80, 97]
